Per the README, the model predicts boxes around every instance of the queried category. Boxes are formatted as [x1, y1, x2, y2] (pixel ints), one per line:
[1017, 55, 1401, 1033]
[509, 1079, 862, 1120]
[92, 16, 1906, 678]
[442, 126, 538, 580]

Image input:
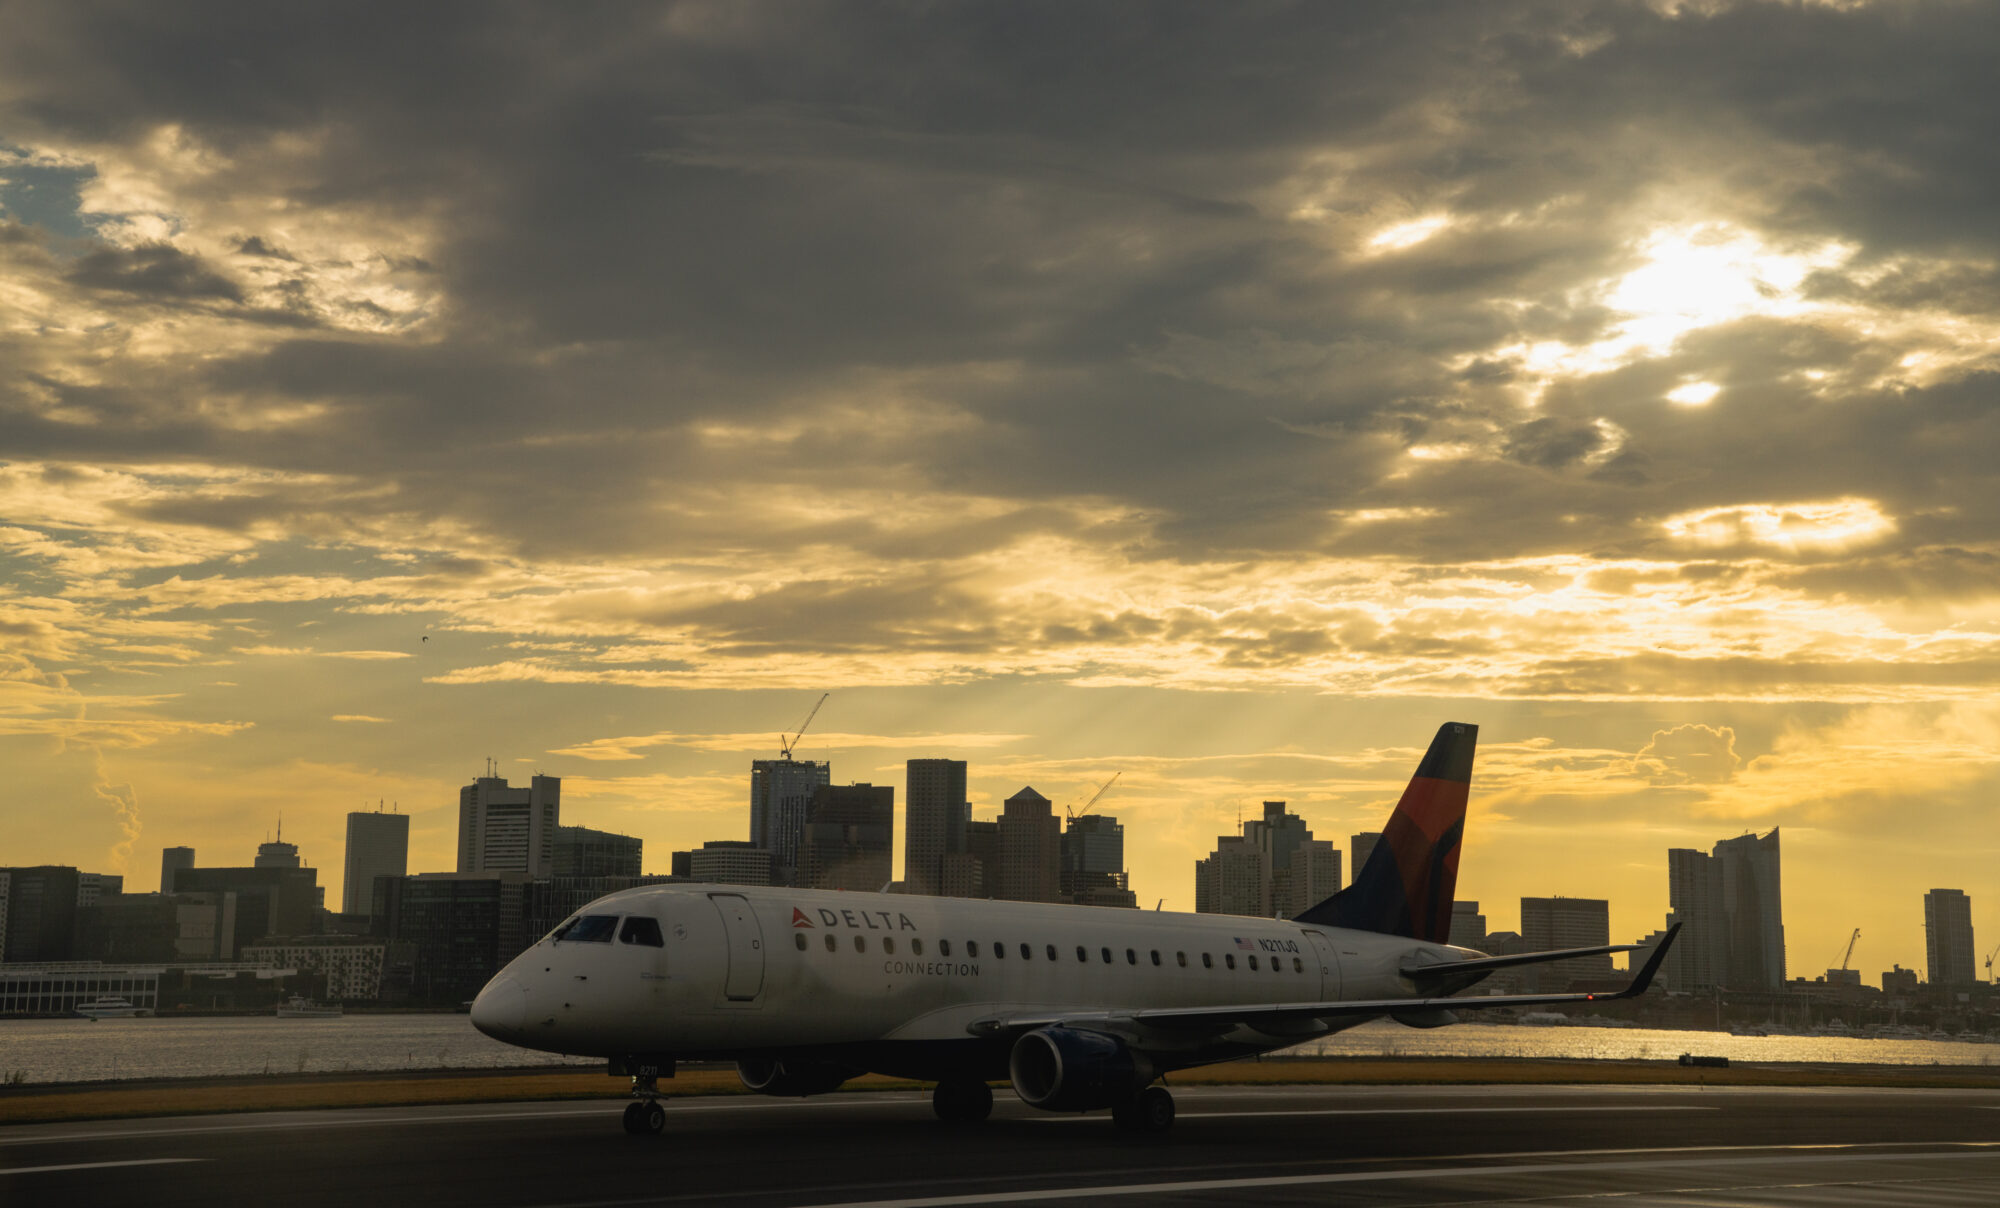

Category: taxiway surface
[5, 1082, 1999, 1206]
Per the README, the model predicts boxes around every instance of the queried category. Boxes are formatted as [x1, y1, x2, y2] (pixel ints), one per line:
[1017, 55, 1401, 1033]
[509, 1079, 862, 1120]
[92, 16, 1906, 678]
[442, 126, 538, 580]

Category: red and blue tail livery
[1293, 722, 1475, 943]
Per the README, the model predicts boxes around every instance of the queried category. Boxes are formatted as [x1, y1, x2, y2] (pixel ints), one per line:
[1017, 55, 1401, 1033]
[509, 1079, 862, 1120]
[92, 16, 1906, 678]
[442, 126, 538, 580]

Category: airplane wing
[968, 923, 1678, 1039]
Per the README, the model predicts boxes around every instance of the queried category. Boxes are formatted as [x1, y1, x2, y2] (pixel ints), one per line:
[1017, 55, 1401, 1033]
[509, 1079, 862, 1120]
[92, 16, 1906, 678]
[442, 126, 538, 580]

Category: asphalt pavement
[5, 1081, 1999, 1206]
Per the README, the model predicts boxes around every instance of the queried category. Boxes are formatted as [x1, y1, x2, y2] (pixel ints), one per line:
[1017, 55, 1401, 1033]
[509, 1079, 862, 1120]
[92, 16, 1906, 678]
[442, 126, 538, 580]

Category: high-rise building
[554, 826, 642, 878]
[254, 825, 302, 869]
[1061, 814, 1137, 908]
[750, 758, 832, 886]
[1520, 896, 1611, 990]
[1924, 889, 1976, 988]
[1662, 828, 1785, 992]
[76, 872, 124, 909]
[798, 784, 895, 892]
[1194, 835, 1265, 917]
[457, 771, 562, 878]
[160, 847, 195, 894]
[1, 866, 82, 962]
[174, 865, 319, 953]
[373, 873, 532, 1006]
[1195, 804, 1338, 919]
[685, 841, 773, 886]
[996, 787, 1062, 903]
[1350, 832, 1383, 887]
[904, 758, 968, 896]
[1449, 901, 1487, 949]
[958, 821, 1000, 898]
[342, 810, 410, 916]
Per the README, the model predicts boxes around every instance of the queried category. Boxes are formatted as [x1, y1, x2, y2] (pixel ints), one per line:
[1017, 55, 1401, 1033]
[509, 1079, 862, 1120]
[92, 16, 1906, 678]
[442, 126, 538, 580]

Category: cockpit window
[549, 916, 581, 942]
[561, 914, 618, 944]
[620, 916, 664, 947]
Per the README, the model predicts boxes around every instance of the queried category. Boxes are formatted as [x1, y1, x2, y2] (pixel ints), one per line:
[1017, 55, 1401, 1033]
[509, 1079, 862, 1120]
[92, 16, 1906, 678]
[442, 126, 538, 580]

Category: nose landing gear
[618, 1056, 674, 1135]
[622, 1099, 666, 1135]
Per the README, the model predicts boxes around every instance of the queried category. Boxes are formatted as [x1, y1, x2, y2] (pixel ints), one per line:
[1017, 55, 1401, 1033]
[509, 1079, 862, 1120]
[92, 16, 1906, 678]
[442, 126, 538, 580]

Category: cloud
[1633, 723, 1742, 785]
[330, 713, 390, 723]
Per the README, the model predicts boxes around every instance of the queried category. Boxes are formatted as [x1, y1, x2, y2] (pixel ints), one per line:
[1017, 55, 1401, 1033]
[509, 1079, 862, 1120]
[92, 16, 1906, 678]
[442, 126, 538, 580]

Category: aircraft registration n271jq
[472, 722, 1679, 1135]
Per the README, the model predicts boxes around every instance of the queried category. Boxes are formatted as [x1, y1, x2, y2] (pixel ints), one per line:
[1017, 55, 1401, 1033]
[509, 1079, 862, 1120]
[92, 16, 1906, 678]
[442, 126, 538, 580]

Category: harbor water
[1, 1014, 1994, 1087]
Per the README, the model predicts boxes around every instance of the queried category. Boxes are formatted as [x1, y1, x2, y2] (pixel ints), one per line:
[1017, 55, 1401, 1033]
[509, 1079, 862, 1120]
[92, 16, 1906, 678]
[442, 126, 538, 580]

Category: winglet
[1603, 922, 1680, 1001]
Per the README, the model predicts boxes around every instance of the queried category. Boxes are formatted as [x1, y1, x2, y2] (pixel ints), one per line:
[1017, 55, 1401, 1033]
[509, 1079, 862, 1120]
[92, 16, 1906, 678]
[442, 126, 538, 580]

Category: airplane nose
[471, 973, 527, 1040]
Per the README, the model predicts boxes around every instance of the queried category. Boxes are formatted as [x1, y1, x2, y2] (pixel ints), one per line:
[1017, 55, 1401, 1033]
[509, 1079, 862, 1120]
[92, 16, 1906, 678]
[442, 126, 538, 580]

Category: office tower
[343, 810, 411, 916]
[958, 821, 1001, 898]
[75, 872, 123, 909]
[1520, 897, 1611, 990]
[554, 826, 642, 878]
[1350, 832, 1383, 887]
[904, 758, 968, 896]
[161, 846, 195, 894]
[798, 783, 895, 892]
[373, 873, 532, 1006]
[255, 824, 302, 869]
[1662, 828, 1785, 992]
[174, 865, 319, 954]
[0, 866, 82, 962]
[1061, 814, 1137, 907]
[685, 841, 773, 886]
[750, 758, 831, 886]
[1449, 901, 1487, 949]
[457, 770, 562, 877]
[994, 787, 1062, 903]
[1924, 889, 1976, 988]
[1194, 835, 1265, 917]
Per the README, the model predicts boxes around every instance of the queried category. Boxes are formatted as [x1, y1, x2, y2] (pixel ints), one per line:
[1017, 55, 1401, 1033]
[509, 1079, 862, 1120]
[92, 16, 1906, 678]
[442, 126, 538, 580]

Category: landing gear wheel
[1134, 1085, 1174, 1133]
[623, 1100, 666, 1135]
[932, 1078, 993, 1123]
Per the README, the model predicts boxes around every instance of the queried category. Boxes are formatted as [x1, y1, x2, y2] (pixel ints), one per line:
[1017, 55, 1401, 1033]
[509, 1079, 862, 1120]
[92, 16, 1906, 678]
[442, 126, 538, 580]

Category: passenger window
[1150, 950, 1161, 966]
[1046, 944, 1057, 960]
[941, 939, 952, 957]
[561, 915, 617, 944]
[1225, 954, 1236, 970]
[1076, 945, 1087, 962]
[1202, 952, 1213, 969]
[883, 937, 895, 955]
[913, 939, 924, 956]
[1177, 952, 1187, 967]
[795, 933, 807, 951]
[620, 917, 665, 947]
[1021, 943, 1032, 960]
[1100, 947, 1112, 964]
[1125, 948, 1136, 965]
[990, 941, 1003, 959]
[1291, 957, 1302, 973]
[967, 941, 980, 958]
[1249, 954, 1259, 971]
[824, 934, 836, 952]
[1272, 958, 1281, 974]
[854, 936, 866, 953]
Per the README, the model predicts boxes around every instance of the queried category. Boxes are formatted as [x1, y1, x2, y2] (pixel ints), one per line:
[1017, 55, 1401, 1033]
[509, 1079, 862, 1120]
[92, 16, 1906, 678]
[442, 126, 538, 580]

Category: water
[0, 1015, 1992, 1087]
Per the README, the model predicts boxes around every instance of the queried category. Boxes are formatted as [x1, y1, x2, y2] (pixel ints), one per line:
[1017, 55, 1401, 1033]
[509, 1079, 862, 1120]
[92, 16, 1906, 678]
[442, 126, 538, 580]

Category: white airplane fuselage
[471, 882, 1469, 1079]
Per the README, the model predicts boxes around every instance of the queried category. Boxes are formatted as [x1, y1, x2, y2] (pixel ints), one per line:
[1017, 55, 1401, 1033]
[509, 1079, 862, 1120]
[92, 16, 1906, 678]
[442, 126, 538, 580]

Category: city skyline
[8, 5, 2000, 987]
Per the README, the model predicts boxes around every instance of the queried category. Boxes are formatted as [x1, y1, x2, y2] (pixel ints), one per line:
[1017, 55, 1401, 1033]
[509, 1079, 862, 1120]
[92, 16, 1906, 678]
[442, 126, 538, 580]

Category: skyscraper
[160, 846, 195, 894]
[1662, 828, 1785, 992]
[1194, 835, 1264, 917]
[342, 810, 410, 916]
[1060, 814, 1136, 907]
[1350, 832, 1383, 887]
[750, 758, 831, 886]
[1195, 804, 1338, 919]
[904, 758, 968, 896]
[1520, 896, 1611, 990]
[798, 783, 895, 892]
[1924, 888, 1976, 988]
[457, 771, 562, 877]
[254, 824, 301, 868]
[996, 787, 1062, 902]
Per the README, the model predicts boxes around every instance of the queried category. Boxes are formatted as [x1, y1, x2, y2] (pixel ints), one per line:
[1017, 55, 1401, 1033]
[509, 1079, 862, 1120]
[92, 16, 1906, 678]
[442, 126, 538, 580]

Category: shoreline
[5, 1056, 1998, 1126]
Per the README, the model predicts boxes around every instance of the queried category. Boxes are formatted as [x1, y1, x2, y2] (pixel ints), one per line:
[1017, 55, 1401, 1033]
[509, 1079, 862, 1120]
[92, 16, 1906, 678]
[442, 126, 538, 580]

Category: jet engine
[736, 1057, 859, 1097]
[1007, 1026, 1154, 1111]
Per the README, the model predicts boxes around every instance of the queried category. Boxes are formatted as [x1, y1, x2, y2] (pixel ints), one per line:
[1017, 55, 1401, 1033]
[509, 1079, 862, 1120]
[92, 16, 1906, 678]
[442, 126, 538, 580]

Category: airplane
[471, 722, 1679, 1135]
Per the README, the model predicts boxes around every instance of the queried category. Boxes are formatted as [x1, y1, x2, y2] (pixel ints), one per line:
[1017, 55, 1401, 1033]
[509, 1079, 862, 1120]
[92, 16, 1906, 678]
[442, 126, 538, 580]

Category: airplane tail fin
[1292, 722, 1476, 944]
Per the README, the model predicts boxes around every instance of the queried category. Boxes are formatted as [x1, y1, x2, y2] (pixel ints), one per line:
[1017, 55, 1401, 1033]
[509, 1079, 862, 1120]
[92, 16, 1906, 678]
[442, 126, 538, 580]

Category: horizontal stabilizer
[1401, 941, 1651, 984]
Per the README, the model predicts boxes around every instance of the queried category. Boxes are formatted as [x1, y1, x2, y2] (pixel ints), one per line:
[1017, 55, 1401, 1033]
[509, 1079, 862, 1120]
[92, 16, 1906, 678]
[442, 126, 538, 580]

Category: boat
[74, 997, 153, 1019]
[275, 995, 343, 1019]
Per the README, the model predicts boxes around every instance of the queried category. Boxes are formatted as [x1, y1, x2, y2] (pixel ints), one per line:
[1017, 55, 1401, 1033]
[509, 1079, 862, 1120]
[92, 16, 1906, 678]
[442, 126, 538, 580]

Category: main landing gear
[932, 1078, 994, 1124]
[1110, 1086, 1175, 1134]
[622, 1064, 668, 1135]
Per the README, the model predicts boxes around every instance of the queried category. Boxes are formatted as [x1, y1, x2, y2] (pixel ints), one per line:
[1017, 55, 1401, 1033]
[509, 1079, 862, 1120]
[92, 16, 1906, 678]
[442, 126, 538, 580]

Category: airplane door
[710, 894, 765, 1002]
[1305, 930, 1342, 1001]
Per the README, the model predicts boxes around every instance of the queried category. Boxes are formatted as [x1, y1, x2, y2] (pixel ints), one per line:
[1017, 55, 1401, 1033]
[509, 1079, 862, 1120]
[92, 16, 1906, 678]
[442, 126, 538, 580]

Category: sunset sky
[5, 1, 1998, 983]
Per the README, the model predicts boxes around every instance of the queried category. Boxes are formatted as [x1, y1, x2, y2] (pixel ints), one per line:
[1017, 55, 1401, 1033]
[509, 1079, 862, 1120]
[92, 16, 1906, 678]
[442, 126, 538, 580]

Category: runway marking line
[1033, 1104, 1718, 1121]
[1, 1157, 206, 1176]
[767, 1147, 2000, 1208]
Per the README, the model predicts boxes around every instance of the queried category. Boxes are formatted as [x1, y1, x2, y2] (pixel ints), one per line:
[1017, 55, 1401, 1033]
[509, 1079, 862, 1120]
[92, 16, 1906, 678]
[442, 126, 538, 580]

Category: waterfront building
[996, 787, 1062, 903]
[1883, 964, 1920, 996]
[904, 758, 968, 896]
[1924, 888, 1977, 988]
[1520, 896, 1611, 991]
[750, 758, 832, 886]
[554, 825, 642, 878]
[798, 783, 895, 892]
[75, 872, 123, 909]
[342, 810, 410, 917]
[0, 961, 303, 1017]
[685, 841, 773, 886]
[373, 873, 533, 1006]
[160, 846, 195, 894]
[173, 866, 319, 955]
[0, 866, 82, 963]
[457, 769, 562, 878]
[241, 935, 413, 1001]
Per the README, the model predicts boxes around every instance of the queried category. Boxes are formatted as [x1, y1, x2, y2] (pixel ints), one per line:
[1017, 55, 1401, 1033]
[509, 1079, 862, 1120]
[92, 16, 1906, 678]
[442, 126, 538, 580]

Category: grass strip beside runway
[3, 1057, 1996, 1125]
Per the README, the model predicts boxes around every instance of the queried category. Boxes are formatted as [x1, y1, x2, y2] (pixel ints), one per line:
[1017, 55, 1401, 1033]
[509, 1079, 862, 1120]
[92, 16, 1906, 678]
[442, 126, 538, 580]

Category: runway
[5, 1082, 1999, 1206]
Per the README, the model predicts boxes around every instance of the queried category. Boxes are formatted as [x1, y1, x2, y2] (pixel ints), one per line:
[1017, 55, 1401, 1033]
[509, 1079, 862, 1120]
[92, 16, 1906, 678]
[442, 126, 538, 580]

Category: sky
[3, 0, 1997, 984]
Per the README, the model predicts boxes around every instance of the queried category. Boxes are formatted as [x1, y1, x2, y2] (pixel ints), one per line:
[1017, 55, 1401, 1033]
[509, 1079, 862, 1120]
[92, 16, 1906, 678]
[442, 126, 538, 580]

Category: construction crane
[1834, 927, 1860, 973]
[1986, 940, 2000, 984]
[1067, 772, 1121, 823]
[778, 693, 828, 760]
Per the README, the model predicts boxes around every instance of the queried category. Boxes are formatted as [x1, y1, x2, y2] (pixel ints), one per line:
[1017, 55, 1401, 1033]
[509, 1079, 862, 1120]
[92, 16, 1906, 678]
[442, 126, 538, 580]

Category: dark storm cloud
[5, 0, 2000, 581]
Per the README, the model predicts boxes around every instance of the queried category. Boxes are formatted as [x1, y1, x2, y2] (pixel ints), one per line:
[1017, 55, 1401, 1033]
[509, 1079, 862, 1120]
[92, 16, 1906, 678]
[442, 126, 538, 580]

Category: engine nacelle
[736, 1057, 858, 1097]
[1008, 1026, 1153, 1112]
